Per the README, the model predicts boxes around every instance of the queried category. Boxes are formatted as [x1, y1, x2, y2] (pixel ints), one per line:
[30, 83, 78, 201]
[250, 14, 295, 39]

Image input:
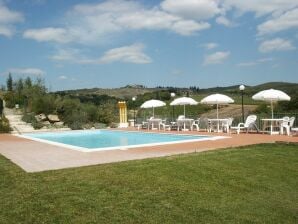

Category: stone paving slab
[0, 130, 297, 173]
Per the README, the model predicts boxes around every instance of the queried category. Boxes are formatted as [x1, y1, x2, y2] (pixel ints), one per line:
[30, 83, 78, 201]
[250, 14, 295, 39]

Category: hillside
[55, 82, 298, 101]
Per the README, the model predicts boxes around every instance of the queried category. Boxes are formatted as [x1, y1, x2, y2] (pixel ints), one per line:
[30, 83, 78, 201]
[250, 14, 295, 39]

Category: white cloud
[58, 75, 68, 80]
[99, 43, 152, 64]
[51, 48, 82, 62]
[0, 3, 23, 37]
[216, 16, 233, 27]
[259, 38, 295, 53]
[257, 8, 298, 36]
[51, 43, 152, 64]
[258, 57, 274, 62]
[161, 0, 222, 20]
[202, 42, 218, 50]
[23, 0, 214, 44]
[5, 68, 45, 76]
[203, 51, 230, 65]
[222, 0, 298, 17]
[23, 27, 69, 43]
[237, 57, 274, 66]
[116, 9, 179, 31]
[237, 62, 258, 67]
[171, 20, 210, 35]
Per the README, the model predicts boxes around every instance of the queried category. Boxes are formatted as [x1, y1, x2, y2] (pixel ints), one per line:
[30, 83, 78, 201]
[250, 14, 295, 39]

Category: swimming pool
[21, 130, 225, 152]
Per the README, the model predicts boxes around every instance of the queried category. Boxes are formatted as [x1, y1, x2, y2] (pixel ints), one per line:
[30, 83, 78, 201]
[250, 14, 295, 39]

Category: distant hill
[55, 82, 298, 99]
[198, 82, 297, 95]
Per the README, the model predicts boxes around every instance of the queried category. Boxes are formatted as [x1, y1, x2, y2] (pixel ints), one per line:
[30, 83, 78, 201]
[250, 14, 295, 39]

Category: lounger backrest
[289, 117, 295, 127]
[177, 115, 185, 120]
[244, 115, 257, 128]
[228, 118, 234, 126]
[282, 116, 290, 126]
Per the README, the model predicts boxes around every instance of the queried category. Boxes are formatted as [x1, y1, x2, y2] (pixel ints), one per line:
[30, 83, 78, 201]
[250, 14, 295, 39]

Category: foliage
[22, 113, 44, 130]
[276, 95, 298, 112]
[0, 116, 10, 133]
[2, 75, 120, 129]
[22, 113, 36, 123]
[6, 73, 13, 92]
[97, 100, 119, 124]
[0, 98, 3, 115]
[0, 144, 297, 223]
[254, 103, 271, 114]
[2, 76, 297, 130]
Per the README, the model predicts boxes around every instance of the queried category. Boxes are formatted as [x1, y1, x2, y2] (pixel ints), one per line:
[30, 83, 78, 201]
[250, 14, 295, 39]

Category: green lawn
[0, 143, 297, 223]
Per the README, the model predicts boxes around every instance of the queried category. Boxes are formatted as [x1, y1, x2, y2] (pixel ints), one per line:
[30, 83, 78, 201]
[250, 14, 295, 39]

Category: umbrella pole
[217, 104, 219, 132]
[271, 101, 274, 119]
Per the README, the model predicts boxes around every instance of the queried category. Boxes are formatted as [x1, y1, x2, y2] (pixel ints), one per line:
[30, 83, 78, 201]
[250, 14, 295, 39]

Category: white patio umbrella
[140, 99, 166, 117]
[252, 89, 290, 118]
[170, 97, 198, 116]
[200, 94, 234, 119]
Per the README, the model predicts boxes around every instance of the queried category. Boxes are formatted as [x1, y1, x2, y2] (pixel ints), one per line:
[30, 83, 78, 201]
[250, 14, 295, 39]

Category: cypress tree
[6, 73, 13, 91]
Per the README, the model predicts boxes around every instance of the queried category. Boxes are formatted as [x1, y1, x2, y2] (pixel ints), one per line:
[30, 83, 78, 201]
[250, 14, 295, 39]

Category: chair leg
[286, 126, 290, 136]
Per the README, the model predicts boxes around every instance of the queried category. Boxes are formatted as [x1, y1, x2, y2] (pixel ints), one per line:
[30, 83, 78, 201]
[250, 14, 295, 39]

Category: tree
[16, 78, 24, 102]
[24, 77, 32, 89]
[0, 98, 3, 116]
[6, 73, 13, 91]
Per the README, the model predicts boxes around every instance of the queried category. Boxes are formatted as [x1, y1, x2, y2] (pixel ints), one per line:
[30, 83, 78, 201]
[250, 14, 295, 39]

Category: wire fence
[135, 111, 298, 130]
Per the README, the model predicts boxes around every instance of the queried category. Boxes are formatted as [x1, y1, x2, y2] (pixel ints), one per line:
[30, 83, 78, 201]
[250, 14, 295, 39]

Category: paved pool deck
[0, 129, 297, 173]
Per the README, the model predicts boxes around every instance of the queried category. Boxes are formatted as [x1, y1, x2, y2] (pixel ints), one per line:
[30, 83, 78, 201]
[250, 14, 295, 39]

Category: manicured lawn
[0, 143, 297, 223]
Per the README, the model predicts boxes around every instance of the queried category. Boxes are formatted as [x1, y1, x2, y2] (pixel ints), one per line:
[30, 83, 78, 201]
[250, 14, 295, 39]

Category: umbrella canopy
[140, 99, 166, 117]
[252, 89, 291, 118]
[170, 97, 198, 116]
[200, 94, 234, 119]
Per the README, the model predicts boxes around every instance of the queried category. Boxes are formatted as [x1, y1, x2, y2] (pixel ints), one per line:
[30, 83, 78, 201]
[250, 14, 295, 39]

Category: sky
[0, 0, 297, 91]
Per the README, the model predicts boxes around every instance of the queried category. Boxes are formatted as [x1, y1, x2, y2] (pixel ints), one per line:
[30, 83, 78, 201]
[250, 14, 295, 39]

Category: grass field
[0, 143, 297, 223]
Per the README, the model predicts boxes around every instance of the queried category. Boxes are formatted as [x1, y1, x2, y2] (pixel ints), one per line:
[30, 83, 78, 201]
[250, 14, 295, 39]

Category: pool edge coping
[15, 129, 229, 152]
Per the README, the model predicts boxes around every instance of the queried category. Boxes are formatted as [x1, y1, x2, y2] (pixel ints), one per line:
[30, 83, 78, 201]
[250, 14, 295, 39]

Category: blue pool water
[23, 130, 214, 151]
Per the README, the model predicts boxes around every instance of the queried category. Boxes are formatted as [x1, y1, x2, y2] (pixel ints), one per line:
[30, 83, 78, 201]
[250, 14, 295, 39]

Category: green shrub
[22, 113, 36, 123]
[254, 103, 270, 114]
[31, 120, 44, 129]
[94, 123, 107, 129]
[68, 120, 84, 130]
[109, 122, 118, 128]
[22, 113, 44, 129]
[0, 116, 11, 133]
[3, 91, 16, 108]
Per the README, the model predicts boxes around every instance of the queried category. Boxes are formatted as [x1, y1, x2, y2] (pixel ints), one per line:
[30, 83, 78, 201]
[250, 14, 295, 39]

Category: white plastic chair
[231, 115, 257, 134]
[176, 115, 185, 131]
[191, 119, 200, 131]
[159, 119, 171, 131]
[222, 118, 234, 133]
[282, 117, 295, 136]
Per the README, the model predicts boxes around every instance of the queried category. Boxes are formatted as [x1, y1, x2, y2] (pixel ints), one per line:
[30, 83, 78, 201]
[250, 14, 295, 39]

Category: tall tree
[24, 77, 32, 88]
[6, 73, 13, 91]
[0, 98, 3, 116]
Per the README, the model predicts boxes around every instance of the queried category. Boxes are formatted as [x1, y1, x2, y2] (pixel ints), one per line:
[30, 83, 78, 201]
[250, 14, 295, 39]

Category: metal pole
[134, 107, 136, 127]
[172, 106, 174, 122]
[241, 91, 244, 122]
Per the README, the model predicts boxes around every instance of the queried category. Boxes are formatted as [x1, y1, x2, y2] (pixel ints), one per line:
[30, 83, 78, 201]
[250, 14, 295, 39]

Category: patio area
[0, 129, 297, 173]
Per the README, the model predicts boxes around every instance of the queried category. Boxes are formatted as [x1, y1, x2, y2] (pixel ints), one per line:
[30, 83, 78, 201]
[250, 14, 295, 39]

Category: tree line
[2, 74, 119, 129]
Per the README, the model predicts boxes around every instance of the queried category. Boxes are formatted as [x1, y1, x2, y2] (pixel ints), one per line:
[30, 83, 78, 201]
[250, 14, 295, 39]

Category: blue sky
[0, 0, 297, 90]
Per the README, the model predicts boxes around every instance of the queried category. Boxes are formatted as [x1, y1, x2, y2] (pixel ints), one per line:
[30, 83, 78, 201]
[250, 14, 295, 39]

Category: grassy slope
[55, 82, 298, 101]
[0, 143, 297, 223]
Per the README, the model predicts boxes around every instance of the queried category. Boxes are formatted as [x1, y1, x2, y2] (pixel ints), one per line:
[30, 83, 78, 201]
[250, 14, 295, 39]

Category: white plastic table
[208, 118, 229, 133]
[177, 118, 194, 131]
[261, 118, 284, 135]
